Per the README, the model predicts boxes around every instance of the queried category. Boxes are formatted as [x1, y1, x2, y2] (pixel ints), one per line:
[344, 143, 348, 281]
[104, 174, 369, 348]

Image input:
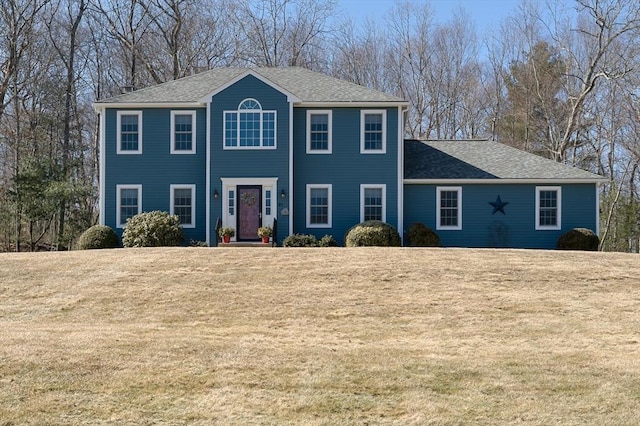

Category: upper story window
[360, 110, 386, 154]
[536, 186, 561, 230]
[116, 184, 142, 228]
[437, 187, 462, 230]
[361, 184, 386, 222]
[307, 110, 332, 153]
[117, 111, 142, 154]
[224, 98, 276, 149]
[171, 111, 196, 154]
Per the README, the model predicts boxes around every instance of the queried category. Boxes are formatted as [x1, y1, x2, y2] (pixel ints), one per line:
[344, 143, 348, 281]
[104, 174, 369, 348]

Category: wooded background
[1, 0, 638, 251]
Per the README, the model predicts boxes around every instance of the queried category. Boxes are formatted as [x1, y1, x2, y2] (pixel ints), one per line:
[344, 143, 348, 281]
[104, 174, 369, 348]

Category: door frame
[220, 177, 279, 242]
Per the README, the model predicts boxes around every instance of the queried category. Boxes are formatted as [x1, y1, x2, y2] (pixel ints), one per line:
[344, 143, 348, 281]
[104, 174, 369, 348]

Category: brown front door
[237, 186, 262, 241]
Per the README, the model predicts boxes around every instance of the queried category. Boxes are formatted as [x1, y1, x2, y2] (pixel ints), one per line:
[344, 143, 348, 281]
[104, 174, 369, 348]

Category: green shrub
[407, 223, 440, 247]
[318, 234, 338, 247]
[283, 234, 318, 247]
[122, 211, 184, 247]
[344, 221, 401, 247]
[557, 228, 599, 251]
[77, 225, 119, 250]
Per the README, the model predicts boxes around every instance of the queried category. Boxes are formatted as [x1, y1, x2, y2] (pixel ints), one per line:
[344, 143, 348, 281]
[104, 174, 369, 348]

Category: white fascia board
[297, 101, 410, 108]
[198, 69, 302, 104]
[93, 102, 204, 109]
[404, 178, 606, 185]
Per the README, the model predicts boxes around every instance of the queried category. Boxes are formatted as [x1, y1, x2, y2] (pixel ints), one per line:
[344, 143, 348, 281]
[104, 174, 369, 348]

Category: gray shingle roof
[95, 67, 405, 104]
[405, 139, 604, 181]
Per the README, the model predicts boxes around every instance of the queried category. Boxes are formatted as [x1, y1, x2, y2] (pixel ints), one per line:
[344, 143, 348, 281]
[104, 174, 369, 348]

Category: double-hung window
[437, 187, 462, 230]
[361, 184, 386, 222]
[117, 111, 142, 154]
[306, 184, 332, 228]
[170, 184, 196, 228]
[536, 186, 561, 230]
[360, 110, 386, 153]
[116, 184, 142, 227]
[224, 99, 276, 149]
[307, 110, 332, 153]
[171, 111, 196, 154]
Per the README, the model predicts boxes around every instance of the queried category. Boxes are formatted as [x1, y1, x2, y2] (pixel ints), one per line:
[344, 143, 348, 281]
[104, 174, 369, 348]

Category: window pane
[265, 190, 271, 216]
[225, 113, 237, 147]
[364, 113, 383, 150]
[310, 114, 328, 150]
[228, 190, 235, 215]
[310, 188, 329, 225]
[539, 190, 558, 226]
[364, 187, 383, 221]
[120, 114, 139, 151]
[174, 114, 192, 151]
[174, 188, 192, 225]
[120, 188, 138, 224]
[263, 112, 275, 147]
[239, 112, 261, 146]
[440, 190, 458, 227]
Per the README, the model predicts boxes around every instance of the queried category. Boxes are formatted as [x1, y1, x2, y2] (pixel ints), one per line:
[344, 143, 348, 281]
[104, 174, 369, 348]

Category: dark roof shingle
[405, 139, 604, 181]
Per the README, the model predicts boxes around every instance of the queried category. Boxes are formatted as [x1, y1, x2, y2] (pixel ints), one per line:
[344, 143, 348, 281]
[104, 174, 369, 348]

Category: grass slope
[1, 247, 639, 425]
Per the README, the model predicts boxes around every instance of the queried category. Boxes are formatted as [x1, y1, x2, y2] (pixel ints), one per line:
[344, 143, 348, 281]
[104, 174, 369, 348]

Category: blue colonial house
[94, 67, 603, 248]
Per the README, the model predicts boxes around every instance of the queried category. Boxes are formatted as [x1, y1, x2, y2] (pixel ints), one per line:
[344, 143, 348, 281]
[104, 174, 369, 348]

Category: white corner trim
[99, 110, 106, 225]
[205, 102, 211, 245]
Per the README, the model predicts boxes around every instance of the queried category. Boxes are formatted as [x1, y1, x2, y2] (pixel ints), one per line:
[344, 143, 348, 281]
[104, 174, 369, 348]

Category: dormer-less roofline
[198, 69, 302, 104]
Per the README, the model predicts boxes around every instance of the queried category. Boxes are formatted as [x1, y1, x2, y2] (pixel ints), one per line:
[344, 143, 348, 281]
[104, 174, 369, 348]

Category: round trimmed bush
[407, 223, 440, 247]
[283, 233, 318, 247]
[344, 221, 401, 247]
[556, 228, 599, 251]
[122, 211, 184, 247]
[77, 225, 119, 250]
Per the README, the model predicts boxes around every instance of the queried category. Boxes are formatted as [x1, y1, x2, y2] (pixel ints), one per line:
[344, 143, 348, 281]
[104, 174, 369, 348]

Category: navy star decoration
[489, 195, 509, 215]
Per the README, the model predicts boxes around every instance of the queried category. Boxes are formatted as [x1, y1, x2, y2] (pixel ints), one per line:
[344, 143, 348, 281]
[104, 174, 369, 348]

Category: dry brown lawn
[0, 247, 639, 425]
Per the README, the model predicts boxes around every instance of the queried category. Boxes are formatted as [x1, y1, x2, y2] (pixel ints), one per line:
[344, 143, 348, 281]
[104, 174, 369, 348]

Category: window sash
[224, 109, 276, 148]
[363, 188, 383, 221]
[119, 114, 140, 152]
[307, 185, 331, 228]
[172, 113, 194, 152]
[436, 187, 462, 230]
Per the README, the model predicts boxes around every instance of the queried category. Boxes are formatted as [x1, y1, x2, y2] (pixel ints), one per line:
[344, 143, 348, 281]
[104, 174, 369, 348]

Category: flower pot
[223, 235, 231, 243]
[261, 236, 270, 244]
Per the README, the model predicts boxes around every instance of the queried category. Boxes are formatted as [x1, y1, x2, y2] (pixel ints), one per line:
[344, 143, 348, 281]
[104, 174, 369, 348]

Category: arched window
[224, 98, 276, 148]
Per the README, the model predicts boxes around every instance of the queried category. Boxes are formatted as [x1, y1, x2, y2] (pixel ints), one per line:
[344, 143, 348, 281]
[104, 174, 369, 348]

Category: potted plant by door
[257, 226, 272, 244]
[219, 227, 235, 243]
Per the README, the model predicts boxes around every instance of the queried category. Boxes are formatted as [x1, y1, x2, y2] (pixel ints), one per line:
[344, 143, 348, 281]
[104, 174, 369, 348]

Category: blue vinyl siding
[404, 183, 598, 249]
[294, 107, 399, 242]
[209, 75, 291, 243]
[104, 107, 207, 243]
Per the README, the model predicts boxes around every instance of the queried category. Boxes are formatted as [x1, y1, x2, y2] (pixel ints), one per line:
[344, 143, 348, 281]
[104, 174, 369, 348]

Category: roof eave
[404, 178, 606, 184]
[297, 101, 409, 107]
[92, 101, 206, 110]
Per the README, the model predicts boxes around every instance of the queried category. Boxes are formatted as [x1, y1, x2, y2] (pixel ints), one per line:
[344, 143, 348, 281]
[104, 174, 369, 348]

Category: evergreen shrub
[407, 223, 440, 247]
[77, 225, 119, 250]
[556, 228, 599, 251]
[344, 220, 401, 247]
[122, 211, 183, 247]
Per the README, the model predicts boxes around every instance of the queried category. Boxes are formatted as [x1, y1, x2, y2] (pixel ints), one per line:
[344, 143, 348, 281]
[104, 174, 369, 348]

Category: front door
[237, 185, 262, 241]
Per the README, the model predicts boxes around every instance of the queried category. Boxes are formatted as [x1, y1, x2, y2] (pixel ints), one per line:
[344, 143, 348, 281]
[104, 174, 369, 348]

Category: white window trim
[223, 98, 277, 150]
[306, 184, 332, 228]
[116, 111, 142, 154]
[116, 184, 142, 228]
[360, 184, 386, 223]
[535, 186, 562, 230]
[436, 186, 462, 231]
[360, 110, 387, 154]
[170, 110, 196, 154]
[306, 110, 332, 154]
[170, 184, 196, 228]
